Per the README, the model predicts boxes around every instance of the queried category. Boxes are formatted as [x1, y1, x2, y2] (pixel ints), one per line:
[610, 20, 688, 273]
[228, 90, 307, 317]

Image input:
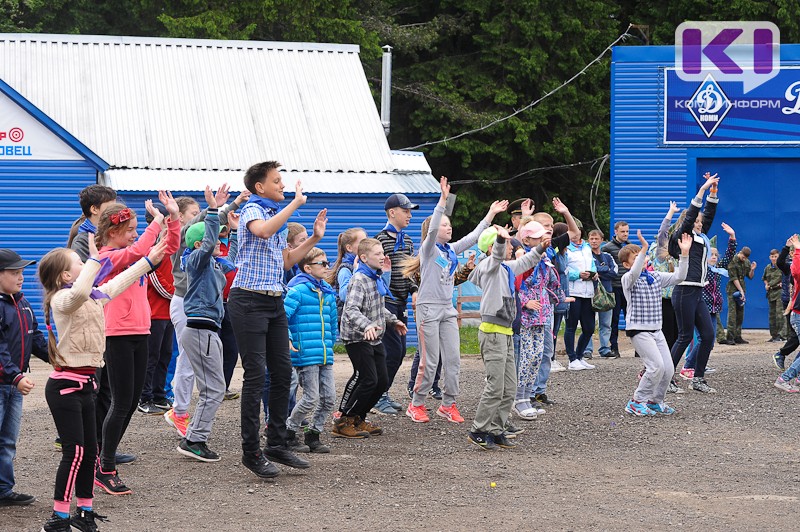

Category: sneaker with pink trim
[436, 403, 465, 423]
[679, 367, 695, 380]
[164, 408, 190, 437]
[405, 404, 430, 423]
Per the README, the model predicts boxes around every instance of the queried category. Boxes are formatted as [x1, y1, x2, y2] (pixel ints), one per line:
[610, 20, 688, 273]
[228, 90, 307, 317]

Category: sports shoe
[493, 433, 517, 449]
[429, 386, 443, 401]
[54, 437, 62, 451]
[224, 389, 240, 400]
[406, 404, 431, 423]
[115, 452, 136, 464]
[286, 429, 311, 453]
[331, 416, 369, 439]
[164, 409, 190, 437]
[624, 399, 656, 417]
[667, 380, 685, 394]
[567, 360, 585, 371]
[152, 398, 172, 410]
[303, 429, 331, 453]
[137, 401, 165, 415]
[583, 351, 593, 360]
[355, 416, 383, 435]
[512, 399, 537, 420]
[41, 512, 72, 532]
[646, 402, 676, 415]
[535, 393, 556, 405]
[579, 359, 595, 370]
[407, 386, 414, 399]
[178, 438, 221, 462]
[436, 403, 465, 423]
[611, 347, 621, 359]
[679, 367, 695, 380]
[0, 491, 35, 506]
[94, 467, 132, 495]
[241, 450, 280, 479]
[774, 352, 787, 371]
[370, 395, 398, 415]
[264, 445, 311, 469]
[385, 392, 402, 410]
[503, 421, 525, 438]
[70, 507, 107, 532]
[774, 377, 800, 393]
[550, 359, 566, 373]
[704, 367, 717, 374]
[690, 377, 716, 393]
[467, 431, 497, 450]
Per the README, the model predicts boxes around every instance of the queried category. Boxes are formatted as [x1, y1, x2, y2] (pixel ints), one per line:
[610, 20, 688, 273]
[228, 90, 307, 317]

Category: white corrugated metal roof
[0, 33, 431, 190]
[102, 168, 439, 194]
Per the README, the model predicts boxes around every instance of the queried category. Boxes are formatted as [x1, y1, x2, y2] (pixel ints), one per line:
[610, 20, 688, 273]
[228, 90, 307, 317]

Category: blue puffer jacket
[284, 277, 338, 367]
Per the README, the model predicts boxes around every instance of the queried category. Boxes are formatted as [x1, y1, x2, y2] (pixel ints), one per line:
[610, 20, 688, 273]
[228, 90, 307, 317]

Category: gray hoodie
[468, 235, 544, 328]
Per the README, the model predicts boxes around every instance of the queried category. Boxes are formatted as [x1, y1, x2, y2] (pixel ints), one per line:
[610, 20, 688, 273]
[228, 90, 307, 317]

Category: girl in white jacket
[564, 233, 597, 370]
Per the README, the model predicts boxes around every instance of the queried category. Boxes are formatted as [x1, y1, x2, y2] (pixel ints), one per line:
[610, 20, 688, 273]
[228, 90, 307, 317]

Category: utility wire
[398, 24, 633, 151]
[448, 156, 608, 185]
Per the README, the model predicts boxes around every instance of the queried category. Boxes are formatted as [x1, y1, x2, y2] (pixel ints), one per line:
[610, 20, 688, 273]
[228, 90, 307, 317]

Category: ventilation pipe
[381, 45, 392, 136]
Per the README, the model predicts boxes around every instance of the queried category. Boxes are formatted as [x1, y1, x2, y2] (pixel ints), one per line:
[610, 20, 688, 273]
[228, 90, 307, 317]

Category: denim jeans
[0, 384, 23, 498]
[781, 314, 800, 381]
[684, 313, 718, 370]
[287, 364, 336, 433]
[534, 314, 554, 396]
[585, 310, 612, 356]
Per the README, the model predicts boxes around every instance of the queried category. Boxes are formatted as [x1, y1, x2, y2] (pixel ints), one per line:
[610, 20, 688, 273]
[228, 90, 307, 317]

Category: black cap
[144, 203, 170, 224]
[384, 193, 419, 211]
[0, 249, 36, 270]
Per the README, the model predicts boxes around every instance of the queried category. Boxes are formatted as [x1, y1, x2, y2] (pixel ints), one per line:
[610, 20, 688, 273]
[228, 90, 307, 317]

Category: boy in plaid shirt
[621, 230, 692, 416]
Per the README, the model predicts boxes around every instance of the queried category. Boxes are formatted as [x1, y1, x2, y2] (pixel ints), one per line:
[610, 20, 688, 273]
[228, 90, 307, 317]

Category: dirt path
[2, 330, 796, 531]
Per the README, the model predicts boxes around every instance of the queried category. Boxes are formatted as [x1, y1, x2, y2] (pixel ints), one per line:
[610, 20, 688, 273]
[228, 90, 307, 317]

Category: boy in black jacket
[0, 249, 47, 506]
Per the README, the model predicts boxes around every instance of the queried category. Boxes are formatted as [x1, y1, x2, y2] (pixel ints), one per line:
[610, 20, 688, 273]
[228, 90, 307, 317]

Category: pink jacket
[99, 218, 180, 336]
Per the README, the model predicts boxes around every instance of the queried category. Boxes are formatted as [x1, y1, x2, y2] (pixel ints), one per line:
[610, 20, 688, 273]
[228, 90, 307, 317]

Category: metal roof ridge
[106, 167, 404, 174]
[0, 33, 361, 53]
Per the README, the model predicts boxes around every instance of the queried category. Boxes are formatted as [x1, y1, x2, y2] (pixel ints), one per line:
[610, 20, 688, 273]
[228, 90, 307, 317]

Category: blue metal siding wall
[117, 191, 439, 346]
[0, 161, 98, 322]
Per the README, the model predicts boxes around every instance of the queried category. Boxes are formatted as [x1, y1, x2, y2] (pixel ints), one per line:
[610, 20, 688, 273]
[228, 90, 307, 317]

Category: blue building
[611, 44, 800, 329]
[0, 34, 439, 341]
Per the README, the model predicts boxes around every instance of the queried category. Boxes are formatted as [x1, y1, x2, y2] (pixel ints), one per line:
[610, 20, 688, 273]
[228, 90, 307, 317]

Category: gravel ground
[3, 330, 797, 531]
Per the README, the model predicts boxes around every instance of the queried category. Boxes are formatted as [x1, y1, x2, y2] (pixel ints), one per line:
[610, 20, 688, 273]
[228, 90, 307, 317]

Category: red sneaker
[436, 403, 465, 423]
[405, 404, 430, 423]
[164, 409, 190, 437]
[679, 367, 695, 380]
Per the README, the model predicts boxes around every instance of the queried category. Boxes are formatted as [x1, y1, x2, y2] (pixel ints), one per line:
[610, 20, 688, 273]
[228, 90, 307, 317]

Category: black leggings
[101, 335, 149, 470]
[670, 285, 714, 378]
[142, 319, 173, 403]
[661, 297, 678, 349]
[46, 375, 97, 511]
[340, 342, 388, 420]
[564, 296, 595, 361]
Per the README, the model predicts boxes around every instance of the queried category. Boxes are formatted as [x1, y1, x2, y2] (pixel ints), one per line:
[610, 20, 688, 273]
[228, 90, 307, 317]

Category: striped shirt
[375, 229, 417, 304]
[232, 202, 287, 292]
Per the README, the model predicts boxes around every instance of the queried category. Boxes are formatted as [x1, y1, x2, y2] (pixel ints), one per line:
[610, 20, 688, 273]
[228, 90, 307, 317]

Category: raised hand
[668, 201, 679, 217]
[293, 180, 307, 206]
[721, 222, 735, 239]
[493, 224, 511, 240]
[700, 173, 719, 191]
[159, 190, 180, 219]
[87, 233, 100, 260]
[521, 198, 534, 217]
[145, 199, 164, 225]
[636, 229, 649, 252]
[214, 183, 231, 208]
[439, 176, 450, 203]
[552, 197, 569, 215]
[791, 234, 800, 249]
[489, 200, 509, 216]
[678, 233, 693, 255]
[313, 209, 328, 239]
[234, 189, 251, 206]
[540, 236, 551, 250]
[147, 239, 170, 264]
[204, 185, 216, 209]
[227, 212, 240, 231]
[750, 261, 757, 271]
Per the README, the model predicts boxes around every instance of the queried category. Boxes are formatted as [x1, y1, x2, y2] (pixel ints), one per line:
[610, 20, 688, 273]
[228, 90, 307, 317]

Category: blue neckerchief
[63, 257, 114, 300]
[383, 222, 407, 252]
[708, 265, 729, 277]
[640, 269, 655, 285]
[342, 252, 356, 268]
[79, 218, 97, 234]
[698, 231, 712, 258]
[356, 262, 390, 297]
[287, 272, 336, 295]
[180, 247, 234, 272]
[248, 195, 287, 235]
[501, 264, 515, 295]
[219, 237, 229, 246]
[180, 248, 193, 272]
[435, 242, 458, 275]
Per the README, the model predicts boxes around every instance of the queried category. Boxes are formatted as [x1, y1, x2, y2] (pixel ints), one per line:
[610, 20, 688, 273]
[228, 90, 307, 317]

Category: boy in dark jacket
[0, 249, 47, 506]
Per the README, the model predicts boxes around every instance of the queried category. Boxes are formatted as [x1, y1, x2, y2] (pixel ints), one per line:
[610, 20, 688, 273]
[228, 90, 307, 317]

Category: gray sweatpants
[181, 327, 225, 443]
[170, 295, 196, 416]
[471, 330, 516, 436]
[630, 331, 673, 404]
[411, 303, 461, 408]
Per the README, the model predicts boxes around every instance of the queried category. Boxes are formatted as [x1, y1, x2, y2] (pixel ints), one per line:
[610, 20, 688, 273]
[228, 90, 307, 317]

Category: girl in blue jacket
[285, 247, 338, 453]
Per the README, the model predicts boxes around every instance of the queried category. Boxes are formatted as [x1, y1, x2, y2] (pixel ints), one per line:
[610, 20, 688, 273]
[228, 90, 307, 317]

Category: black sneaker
[41, 512, 72, 532]
[152, 398, 172, 410]
[177, 438, 221, 462]
[734, 337, 749, 344]
[611, 348, 621, 359]
[137, 401, 165, 415]
[429, 386, 443, 400]
[467, 431, 498, 450]
[71, 508, 108, 532]
[264, 445, 311, 469]
[0, 491, 35, 506]
[774, 352, 787, 371]
[94, 467, 132, 495]
[286, 430, 310, 453]
[535, 393, 556, 405]
[242, 450, 280, 479]
[503, 421, 525, 438]
[494, 433, 517, 449]
[54, 437, 62, 451]
[115, 452, 136, 464]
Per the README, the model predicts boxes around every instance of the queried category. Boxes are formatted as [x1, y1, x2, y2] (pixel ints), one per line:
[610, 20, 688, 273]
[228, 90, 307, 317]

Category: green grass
[459, 325, 480, 355]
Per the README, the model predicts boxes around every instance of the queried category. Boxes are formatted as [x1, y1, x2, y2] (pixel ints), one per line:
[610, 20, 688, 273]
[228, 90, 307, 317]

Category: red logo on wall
[0, 128, 24, 142]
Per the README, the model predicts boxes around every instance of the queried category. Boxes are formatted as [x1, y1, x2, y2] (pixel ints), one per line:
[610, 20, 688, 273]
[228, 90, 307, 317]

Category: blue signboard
[664, 66, 800, 144]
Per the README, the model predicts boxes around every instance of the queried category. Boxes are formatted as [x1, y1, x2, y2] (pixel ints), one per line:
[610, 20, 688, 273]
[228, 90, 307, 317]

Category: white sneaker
[579, 359, 596, 370]
[551, 359, 566, 373]
[568, 360, 585, 371]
